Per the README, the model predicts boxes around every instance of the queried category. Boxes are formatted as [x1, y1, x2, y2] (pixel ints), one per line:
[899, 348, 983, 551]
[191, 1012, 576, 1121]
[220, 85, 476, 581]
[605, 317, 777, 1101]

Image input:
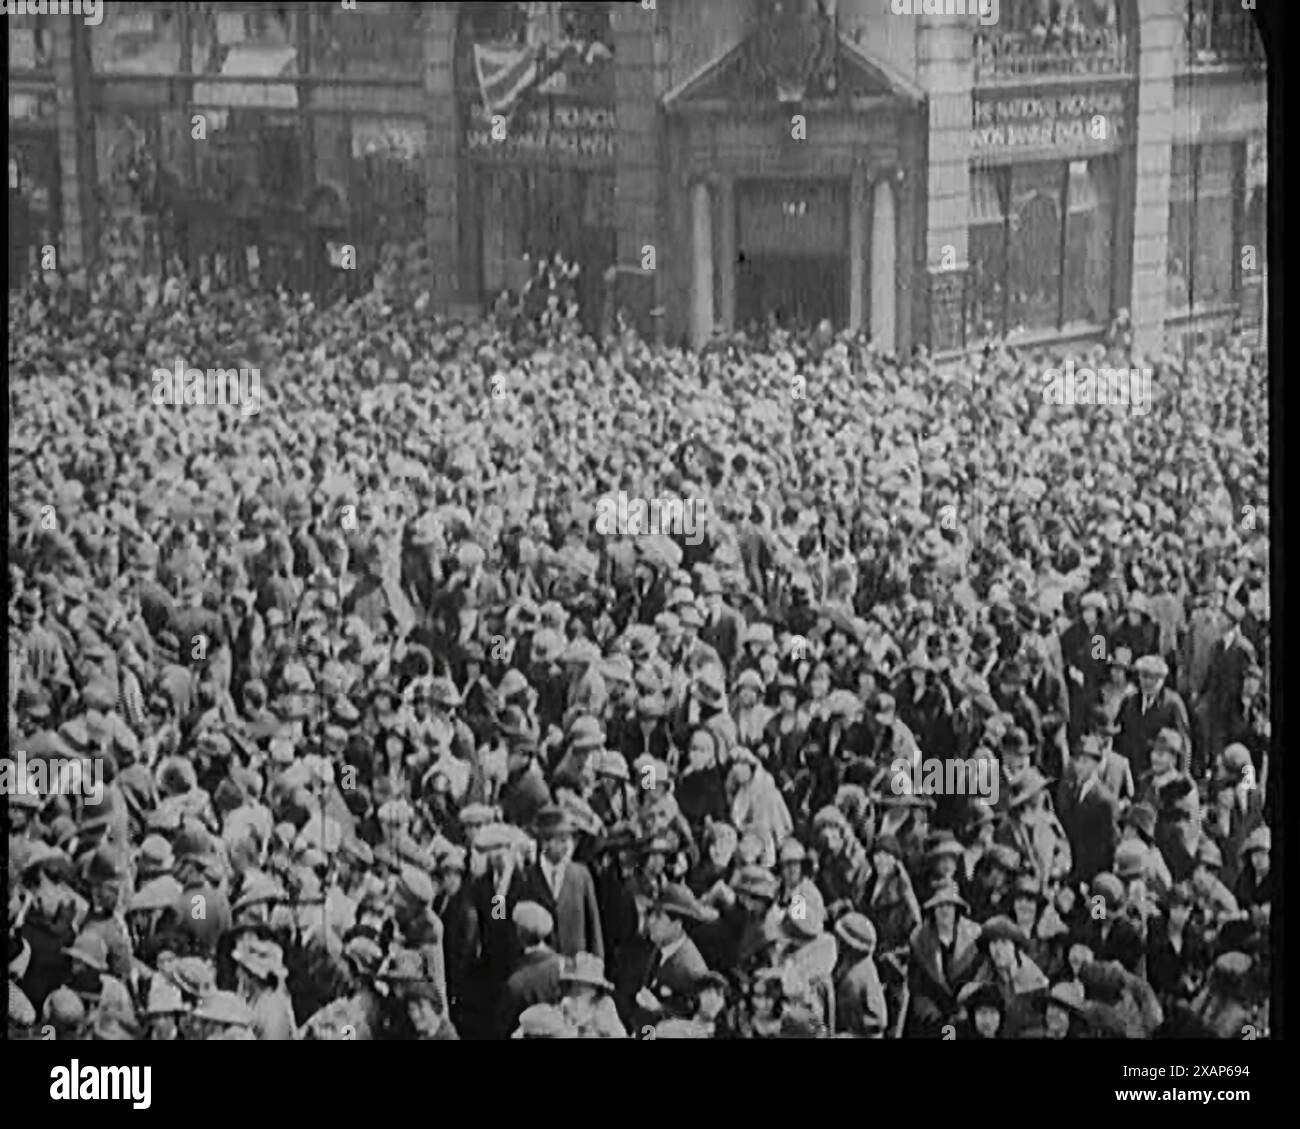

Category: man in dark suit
[465, 824, 529, 1038]
[626, 884, 713, 1029]
[432, 848, 479, 1034]
[1059, 593, 1111, 742]
[1062, 706, 1135, 804]
[496, 901, 563, 1038]
[1197, 607, 1258, 778]
[1056, 737, 1121, 884]
[518, 806, 605, 960]
[1024, 645, 1070, 780]
[698, 570, 743, 672]
[1116, 655, 1189, 781]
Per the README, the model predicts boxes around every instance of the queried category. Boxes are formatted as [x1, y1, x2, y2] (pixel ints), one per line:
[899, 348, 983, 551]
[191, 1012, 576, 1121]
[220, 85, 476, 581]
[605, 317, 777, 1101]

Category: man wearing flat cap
[1068, 705, 1135, 803]
[393, 864, 449, 1018]
[518, 806, 604, 961]
[1059, 592, 1112, 742]
[1116, 653, 1190, 781]
[1197, 602, 1259, 777]
[1056, 735, 1121, 885]
[496, 901, 563, 1039]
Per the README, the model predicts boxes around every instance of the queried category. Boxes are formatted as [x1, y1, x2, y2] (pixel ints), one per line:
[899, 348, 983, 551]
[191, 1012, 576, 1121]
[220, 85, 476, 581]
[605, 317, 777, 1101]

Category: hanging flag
[473, 41, 540, 116]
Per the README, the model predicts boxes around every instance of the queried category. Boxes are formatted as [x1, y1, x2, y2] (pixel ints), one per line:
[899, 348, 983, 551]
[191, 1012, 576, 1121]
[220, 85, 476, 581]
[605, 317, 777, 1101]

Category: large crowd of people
[7, 265, 1271, 1040]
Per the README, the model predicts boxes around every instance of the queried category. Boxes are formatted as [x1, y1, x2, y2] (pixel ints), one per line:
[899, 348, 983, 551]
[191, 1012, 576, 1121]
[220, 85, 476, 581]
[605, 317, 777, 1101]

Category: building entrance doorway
[737, 252, 847, 329]
[735, 178, 850, 329]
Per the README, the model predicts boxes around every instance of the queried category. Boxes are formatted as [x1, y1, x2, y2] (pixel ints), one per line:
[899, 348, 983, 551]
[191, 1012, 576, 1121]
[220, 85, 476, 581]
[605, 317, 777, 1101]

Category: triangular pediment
[663, 31, 925, 112]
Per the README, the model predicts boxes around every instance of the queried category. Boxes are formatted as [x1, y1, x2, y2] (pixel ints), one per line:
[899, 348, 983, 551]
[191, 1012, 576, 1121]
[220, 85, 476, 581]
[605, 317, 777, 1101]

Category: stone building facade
[8, 0, 1266, 355]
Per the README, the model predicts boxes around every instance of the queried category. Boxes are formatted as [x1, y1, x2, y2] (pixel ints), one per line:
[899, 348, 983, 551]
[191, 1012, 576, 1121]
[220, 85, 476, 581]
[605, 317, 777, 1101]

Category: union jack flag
[472, 38, 611, 118]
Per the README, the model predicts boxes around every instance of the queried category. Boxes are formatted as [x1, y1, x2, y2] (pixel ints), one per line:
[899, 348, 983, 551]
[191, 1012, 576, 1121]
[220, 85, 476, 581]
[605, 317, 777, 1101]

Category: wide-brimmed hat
[1217, 744, 1254, 783]
[924, 832, 965, 861]
[63, 933, 109, 972]
[512, 1003, 576, 1039]
[167, 957, 216, 1000]
[1089, 872, 1124, 910]
[144, 974, 186, 1017]
[459, 803, 499, 828]
[1010, 874, 1045, 903]
[128, 875, 184, 914]
[693, 665, 727, 706]
[957, 981, 1006, 1015]
[232, 871, 286, 913]
[535, 805, 576, 838]
[923, 882, 969, 914]
[1041, 980, 1086, 1016]
[777, 838, 808, 865]
[1133, 654, 1168, 679]
[566, 716, 606, 756]
[192, 990, 254, 1028]
[1113, 840, 1147, 880]
[730, 865, 779, 901]
[559, 952, 613, 992]
[1007, 768, 1050, 809]
[834, 913, 878, 954]
[1240, 826, 1271, 858]
[643, 884, 718, 924]
[979, 915, 1030, 951]
[558, 793, 604, 838]
[232, 935, 287, 983]
[592, 750, 630, 781]
[1084, 705, 1120, 736]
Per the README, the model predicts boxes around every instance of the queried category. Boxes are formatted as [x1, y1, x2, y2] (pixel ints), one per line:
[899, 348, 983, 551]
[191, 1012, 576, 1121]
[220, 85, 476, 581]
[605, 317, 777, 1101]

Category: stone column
[613, 2, 661, 335]
[690, 179, 714, 348]
[871, 174, 898, 352]
[917, 12, 973, 353]
[848, 167, 867, 332]
[716, 176, 736, 330]
[1130, 0, 1183, 354]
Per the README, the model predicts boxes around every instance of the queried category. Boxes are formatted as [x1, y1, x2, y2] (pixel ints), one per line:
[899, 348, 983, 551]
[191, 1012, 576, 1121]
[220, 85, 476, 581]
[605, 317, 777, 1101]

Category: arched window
[975, 0, 1130, 84]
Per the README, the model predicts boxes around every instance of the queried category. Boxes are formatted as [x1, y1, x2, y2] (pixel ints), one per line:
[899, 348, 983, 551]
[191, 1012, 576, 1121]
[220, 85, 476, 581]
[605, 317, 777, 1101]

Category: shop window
[1186, 0, 1265, 67]
[1167, 143, 1241, 314]
[9, 19, 54, 74]
[1242, 138, 1266, 276]
[968, 156, 1117, 340]
[1063, 157, 1115, 328]
[192, 2, 304, 77]
[967, 168, 1008, 341]
[312, 2, 424, 79]
[92, 3, 183, 75]
[975, 0, 1129, 84]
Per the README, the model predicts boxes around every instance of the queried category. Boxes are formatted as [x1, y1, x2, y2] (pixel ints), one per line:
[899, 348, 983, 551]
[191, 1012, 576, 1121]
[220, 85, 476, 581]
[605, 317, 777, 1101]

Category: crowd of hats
[6, 281, 1270, 1039]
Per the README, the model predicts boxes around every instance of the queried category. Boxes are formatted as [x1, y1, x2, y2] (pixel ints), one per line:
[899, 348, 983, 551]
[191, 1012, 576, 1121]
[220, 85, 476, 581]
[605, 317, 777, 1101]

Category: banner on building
[465, 102, 614, 165]
[971, 89, 1130, 156]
